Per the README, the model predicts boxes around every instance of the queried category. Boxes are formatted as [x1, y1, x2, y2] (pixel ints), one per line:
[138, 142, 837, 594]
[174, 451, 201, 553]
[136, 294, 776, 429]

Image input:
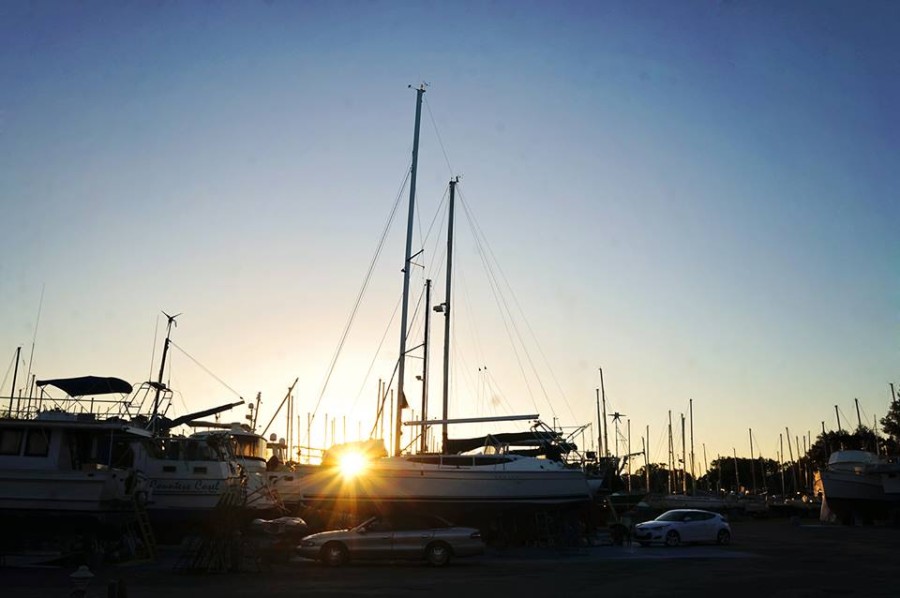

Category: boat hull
[295, 456, 592, 527]
[820, 456, 900, 523]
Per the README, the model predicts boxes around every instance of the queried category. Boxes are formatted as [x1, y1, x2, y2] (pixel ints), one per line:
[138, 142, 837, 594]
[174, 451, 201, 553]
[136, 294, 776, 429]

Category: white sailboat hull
[296, 455, 592, 514]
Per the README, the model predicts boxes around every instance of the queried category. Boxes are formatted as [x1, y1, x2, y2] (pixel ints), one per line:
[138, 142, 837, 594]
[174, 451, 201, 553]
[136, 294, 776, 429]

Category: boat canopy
[36, 376, 133, 397]
[445, 431, 575, 455]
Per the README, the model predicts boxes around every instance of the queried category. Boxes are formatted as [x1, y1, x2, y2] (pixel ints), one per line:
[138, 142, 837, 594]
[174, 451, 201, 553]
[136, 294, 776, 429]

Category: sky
[1, 1, 898, 471]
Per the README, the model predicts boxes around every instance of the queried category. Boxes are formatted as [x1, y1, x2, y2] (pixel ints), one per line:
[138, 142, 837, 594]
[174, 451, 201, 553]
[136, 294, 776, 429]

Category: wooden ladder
[129, 493, 157, 561]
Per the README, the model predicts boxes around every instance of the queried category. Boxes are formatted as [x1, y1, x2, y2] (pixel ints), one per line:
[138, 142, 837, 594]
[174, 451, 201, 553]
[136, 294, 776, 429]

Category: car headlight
[300, 540, 318, 547]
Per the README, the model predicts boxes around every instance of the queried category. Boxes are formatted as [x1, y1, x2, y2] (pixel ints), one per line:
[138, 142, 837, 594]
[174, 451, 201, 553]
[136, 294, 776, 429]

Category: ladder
[126, 493, 157, 561]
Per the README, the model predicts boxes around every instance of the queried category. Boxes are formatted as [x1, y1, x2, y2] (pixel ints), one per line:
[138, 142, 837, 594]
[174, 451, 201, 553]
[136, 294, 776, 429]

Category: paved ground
[2, 519, 898, 597]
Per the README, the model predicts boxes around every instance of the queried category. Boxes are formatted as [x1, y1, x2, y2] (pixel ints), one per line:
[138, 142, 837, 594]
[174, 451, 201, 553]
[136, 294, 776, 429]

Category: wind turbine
[609, 412, 626, 458]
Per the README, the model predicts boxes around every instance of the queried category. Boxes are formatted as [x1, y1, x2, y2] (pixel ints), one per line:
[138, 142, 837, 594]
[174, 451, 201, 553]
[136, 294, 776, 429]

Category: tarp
[36, 376, 133, 397]
[444, 430, 575, 455]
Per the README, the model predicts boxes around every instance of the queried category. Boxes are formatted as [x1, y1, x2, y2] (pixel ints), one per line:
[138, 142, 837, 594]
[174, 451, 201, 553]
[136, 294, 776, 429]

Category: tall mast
[9, 346, 21, 417]
[439, 177, 458, 453]
[395, 84, 426, 457]
[153, 311, 179, 435]
[749, 428, 756, 493]
[681, 413, 687, 494]
[626, 419, 632, 492]
[421, 279, 432, 453]
[600, 368, 608, 458]
[667, 411, 674, 493]
[595, 385, 602, 457]
[732, 448, 740, 491]
[645, 424, 650, 490]
[689, 398, 695, 495]
[779, 433, 785, 495]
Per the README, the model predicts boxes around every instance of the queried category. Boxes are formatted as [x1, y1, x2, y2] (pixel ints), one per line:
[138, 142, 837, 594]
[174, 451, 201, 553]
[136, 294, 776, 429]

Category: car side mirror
[357, 528, 367, 535]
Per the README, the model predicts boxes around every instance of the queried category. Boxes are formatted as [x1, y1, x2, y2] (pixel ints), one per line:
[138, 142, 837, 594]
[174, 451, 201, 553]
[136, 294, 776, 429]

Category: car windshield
[359, 514, 454, 532]
[656, 511, 688, 522]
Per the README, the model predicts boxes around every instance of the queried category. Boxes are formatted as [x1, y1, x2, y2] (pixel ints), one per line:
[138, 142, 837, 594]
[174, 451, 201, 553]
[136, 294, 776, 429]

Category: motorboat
[0, 409, 152, 532]
[26, 374, 248, 533]
[819, 450, 900, 523]
[190, 423, 285, 516]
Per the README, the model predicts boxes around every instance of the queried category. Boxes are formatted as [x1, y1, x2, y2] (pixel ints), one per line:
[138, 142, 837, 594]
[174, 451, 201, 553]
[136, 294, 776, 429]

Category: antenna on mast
[152, 311, 181, 434]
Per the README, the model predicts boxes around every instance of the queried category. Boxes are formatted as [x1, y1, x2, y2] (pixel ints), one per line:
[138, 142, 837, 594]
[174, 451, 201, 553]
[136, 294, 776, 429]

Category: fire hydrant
[70, 565, 94, 597]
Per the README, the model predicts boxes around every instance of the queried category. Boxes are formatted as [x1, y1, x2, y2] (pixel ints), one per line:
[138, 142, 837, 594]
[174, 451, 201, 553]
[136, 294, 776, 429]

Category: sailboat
[295, 87, 593, 522]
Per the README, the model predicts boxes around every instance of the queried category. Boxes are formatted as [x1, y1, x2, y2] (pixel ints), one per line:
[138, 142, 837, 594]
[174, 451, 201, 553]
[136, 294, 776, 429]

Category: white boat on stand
[297, 436, 592, 519]
[189, 423, 285, 517]
[820, 450, 900, 524]
[0, 408, 152, 533]
[296, 88, 593, 526]
[22, 372, 254, 536]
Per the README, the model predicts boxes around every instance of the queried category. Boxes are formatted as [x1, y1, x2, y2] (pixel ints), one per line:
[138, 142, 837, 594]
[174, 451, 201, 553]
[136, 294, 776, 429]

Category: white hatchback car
[633, 509, 731, 547]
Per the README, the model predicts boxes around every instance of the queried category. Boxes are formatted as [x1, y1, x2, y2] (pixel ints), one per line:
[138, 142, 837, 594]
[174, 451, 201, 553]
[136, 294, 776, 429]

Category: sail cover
[36, 376, 133, 397]
[445, 430, 575, 455]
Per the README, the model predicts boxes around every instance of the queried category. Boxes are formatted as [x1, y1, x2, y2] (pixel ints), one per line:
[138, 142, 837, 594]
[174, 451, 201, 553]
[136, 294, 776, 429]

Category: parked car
[633, 509, 731, 547]
[296, 514, 484, 566]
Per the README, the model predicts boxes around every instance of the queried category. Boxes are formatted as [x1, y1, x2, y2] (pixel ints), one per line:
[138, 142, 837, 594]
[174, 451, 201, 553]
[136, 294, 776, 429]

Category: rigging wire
[457, 189, 579, 425]
[355, 184, 450, 425]
[836, 405, 851, 431]
[457, 193, 544, 417]
[310, 167, 411, 424]
[481, 364, 520, 416]
[1, 349, 19, 398]
[148, 313, 160, 383]
[169, 340, 244, 401]
[451, 260, 521, 422]
[25, 284, 44, 392]
[424, 95, 454, 180]
[453, 263, 489, 406]
[349, 294, 402, 412]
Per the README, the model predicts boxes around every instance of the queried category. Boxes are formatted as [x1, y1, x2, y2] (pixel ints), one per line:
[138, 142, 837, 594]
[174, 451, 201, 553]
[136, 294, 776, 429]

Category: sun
[338, 451, 367, 479]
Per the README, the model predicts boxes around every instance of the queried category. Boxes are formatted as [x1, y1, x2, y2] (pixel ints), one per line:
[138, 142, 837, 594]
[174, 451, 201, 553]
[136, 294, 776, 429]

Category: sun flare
[338, 451, 367, 478]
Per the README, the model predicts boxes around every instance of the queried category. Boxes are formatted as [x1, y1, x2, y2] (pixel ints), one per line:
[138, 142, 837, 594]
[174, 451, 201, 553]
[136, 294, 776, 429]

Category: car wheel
[716, 529, 731, 545]
[664, 530, 681, 547]
[425, 541, 452, 567]
[321, 542, 348, 567]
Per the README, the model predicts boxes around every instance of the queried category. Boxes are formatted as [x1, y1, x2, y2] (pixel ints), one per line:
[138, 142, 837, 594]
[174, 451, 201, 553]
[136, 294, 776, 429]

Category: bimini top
[36, 376, 133, 397]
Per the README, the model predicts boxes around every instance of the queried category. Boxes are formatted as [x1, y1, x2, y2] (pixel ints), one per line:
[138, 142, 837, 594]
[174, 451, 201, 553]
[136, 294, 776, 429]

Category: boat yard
[4, 3, 899, 596]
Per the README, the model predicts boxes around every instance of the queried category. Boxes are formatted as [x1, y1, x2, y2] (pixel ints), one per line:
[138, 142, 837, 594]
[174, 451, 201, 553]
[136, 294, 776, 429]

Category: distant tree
[880, 384, 900, 454]
[701, 457, 765, 494]
[632, 463, 666, 493]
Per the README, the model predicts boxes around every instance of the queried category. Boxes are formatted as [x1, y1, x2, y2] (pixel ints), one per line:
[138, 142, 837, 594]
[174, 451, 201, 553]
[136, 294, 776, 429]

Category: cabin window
[24, 429, 51, 457]
[0, 428, 24, 455]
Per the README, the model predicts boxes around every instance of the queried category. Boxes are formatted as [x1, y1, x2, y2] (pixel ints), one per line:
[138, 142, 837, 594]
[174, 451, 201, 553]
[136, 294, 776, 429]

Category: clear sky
[2, 1, 897, 470]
